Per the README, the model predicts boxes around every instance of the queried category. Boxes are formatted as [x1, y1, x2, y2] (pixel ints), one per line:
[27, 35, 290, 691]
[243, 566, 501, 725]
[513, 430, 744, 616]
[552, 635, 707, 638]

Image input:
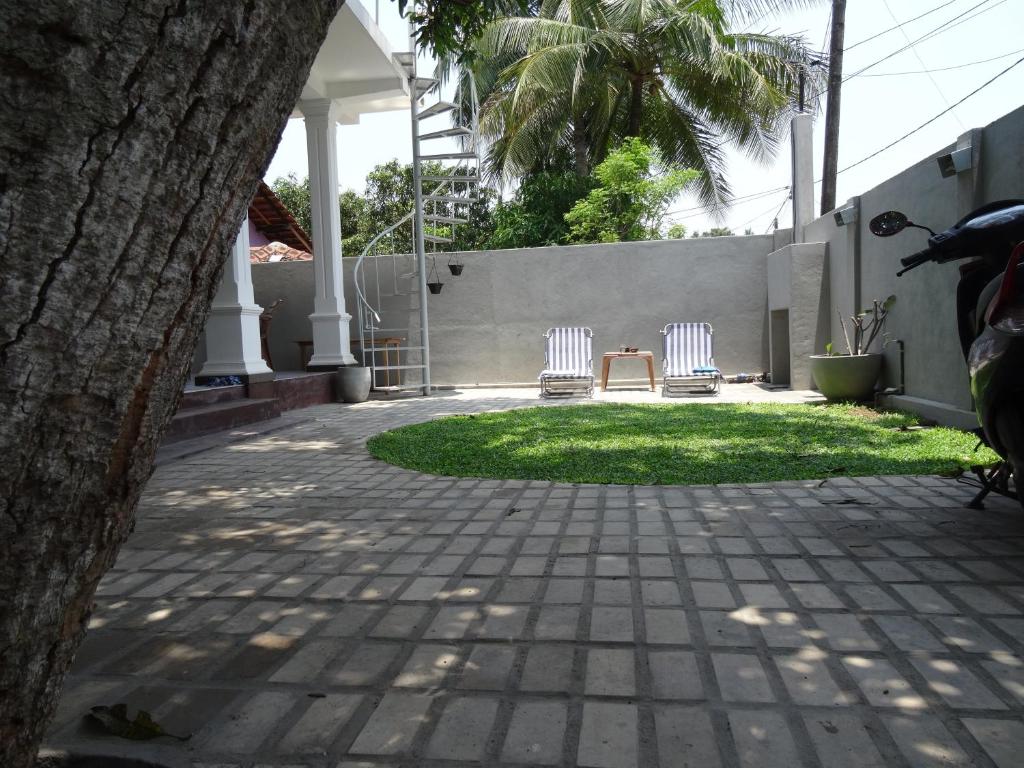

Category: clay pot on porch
[809, 353, 882, 402]
[334, 365, 371, 403]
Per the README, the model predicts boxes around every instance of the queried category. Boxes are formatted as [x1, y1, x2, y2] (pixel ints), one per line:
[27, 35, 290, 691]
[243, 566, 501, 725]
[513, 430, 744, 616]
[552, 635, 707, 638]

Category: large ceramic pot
[810, 353, 883, 402]
[334, 366, 371, 403]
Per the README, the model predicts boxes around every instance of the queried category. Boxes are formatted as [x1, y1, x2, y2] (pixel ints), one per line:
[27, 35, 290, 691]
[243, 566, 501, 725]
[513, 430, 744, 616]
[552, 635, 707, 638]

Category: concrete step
[165, 397, 281, 443]
[180, 382, 247, 409]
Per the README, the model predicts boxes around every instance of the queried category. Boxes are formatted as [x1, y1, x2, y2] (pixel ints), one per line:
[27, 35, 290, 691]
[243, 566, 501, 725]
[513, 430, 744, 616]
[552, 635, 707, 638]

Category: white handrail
[354, 208, 414, 326]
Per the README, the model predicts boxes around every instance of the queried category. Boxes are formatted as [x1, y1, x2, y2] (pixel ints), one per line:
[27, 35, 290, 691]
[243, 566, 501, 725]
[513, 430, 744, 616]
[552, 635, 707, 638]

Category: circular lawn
[366, 403, 994, 486]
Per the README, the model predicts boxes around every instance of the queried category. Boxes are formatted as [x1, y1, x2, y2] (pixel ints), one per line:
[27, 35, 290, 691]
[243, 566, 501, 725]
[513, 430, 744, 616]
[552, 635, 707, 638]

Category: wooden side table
[352, 337, 403, 388]
[601, 351, 656, 391]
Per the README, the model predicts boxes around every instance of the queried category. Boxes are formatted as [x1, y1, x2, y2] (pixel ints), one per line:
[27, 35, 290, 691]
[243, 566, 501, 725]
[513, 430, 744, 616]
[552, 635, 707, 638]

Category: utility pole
[820, 0, 846, 215]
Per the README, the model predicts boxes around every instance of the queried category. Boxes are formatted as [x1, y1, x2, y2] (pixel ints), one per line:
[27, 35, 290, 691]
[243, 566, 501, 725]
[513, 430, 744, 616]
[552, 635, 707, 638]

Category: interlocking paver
[654, 705, 721, 768]
[278, 693, 362, 753]
[713, 653, 775, 703]
[590, 605, 634, 642]
[458, 644, 515, 690]
[44, 391, 1024, 766]
[775, 648, 852, 706]
[841, 656, 927, 708]
[962, 718, 1024, 768]
[909, 656, 1006, 709]
[884, 714, 973, 768]
[502, 701, 567, 765]
[577, 701, 638, 768]
[728, 710, 802, 768]
[803, 713, 886, 768]
[425, 696, 499, 761]
[649, 650, 703, 699]
[521, 645, 575, 692]
[348, 691, 431, 755]
[585, 648, 636, 696]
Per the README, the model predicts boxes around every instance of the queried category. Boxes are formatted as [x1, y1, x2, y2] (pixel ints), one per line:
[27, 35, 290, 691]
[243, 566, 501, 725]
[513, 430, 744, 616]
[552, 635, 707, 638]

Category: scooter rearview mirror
[869, 211, 909, 237]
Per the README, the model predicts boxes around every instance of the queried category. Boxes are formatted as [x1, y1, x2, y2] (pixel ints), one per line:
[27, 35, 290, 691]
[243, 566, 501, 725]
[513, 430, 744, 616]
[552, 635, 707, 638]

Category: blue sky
[263, 0, 1024, 236]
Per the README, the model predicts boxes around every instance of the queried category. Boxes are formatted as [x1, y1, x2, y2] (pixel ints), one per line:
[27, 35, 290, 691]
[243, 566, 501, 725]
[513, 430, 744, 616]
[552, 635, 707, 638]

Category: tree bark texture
[0, 2, 343, 765]
[626, 75, 644, 138]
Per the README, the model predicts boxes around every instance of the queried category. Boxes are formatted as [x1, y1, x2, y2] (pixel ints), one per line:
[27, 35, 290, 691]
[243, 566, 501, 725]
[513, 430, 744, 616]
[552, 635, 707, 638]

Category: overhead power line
[844, 0, 962, 51]
[860, 47, 1024, 76]
[664, 185, 789, 219]
[764, 192, 792, 234]
[881, 0, 965, 130]
[844, 0, 1006, 83]
[836, 53, 1024, 175]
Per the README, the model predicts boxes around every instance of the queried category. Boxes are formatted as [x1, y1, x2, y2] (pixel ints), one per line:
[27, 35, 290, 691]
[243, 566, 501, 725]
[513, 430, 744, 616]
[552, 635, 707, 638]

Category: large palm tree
[471, 0, 823, 207]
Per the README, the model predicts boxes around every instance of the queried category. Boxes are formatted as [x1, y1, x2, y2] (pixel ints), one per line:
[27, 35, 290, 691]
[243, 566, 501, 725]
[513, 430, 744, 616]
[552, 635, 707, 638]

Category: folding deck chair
[662, 322, 721, 395]
[539, 327, 594, 397]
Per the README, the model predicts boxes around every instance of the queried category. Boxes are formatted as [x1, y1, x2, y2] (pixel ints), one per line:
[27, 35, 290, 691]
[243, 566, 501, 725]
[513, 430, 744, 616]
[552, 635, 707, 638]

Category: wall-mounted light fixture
[937, 145, 973, 178]
[834, 203, 858, 227]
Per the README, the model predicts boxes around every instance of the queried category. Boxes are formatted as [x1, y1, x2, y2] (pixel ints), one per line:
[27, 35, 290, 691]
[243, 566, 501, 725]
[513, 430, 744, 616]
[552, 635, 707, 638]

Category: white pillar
[301, 98, 356, 368]
[790, 113, 815, 243]
[197, 217, 274, 381]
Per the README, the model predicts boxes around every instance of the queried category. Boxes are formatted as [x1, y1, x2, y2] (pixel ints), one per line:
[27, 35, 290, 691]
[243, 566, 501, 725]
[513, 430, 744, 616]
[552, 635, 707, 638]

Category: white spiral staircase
[352, 45, 481, 395]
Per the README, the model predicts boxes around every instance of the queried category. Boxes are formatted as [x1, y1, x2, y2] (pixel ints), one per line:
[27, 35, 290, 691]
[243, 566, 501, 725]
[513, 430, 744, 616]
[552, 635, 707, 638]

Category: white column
[301, 98, 356, 368]
[790, 113, 815, 243]
[197, 217, 274, 381]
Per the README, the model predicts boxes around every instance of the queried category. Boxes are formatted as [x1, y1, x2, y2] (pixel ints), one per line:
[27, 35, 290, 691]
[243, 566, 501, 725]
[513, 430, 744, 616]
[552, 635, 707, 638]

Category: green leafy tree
[360, 160, 497, 253]
[564, 138, 697, 243]
[488, 169, 596, 248]
[270, 174, 371, 255]
[397, 0, 533, 62]
[472, 0, 822, 207]
[692, 226, 735, 238]
[271, 173, 313, 235]
[667, 223, 688, 239]
[273, 161, 497, 256]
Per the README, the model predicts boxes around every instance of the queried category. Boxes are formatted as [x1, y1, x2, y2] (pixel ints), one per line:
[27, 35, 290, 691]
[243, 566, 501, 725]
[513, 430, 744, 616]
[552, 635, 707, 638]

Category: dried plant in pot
[810, 295, 896, 401]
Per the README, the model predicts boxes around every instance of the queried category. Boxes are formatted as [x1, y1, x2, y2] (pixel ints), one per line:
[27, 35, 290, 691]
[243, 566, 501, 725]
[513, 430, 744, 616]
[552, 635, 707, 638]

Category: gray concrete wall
[203, 104, 1024, 411]
[767, 243, 829, 389]
[245, 236, 774, 385]
[252, 261, 317, 373]
[807, 103, 1024, 415]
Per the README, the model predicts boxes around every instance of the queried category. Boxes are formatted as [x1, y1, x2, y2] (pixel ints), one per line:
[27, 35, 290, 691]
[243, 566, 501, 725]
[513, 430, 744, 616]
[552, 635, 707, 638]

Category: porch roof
[295, 1, 409, 125]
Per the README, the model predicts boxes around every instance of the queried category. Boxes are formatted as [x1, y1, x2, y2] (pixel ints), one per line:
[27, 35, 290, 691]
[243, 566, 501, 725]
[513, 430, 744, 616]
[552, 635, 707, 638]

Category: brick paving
[42, 388, 1024, 768]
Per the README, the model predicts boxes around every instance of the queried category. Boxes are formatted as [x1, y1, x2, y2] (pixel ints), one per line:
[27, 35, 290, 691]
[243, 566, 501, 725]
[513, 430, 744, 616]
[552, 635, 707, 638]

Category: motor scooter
[869, 200, 1024, 511]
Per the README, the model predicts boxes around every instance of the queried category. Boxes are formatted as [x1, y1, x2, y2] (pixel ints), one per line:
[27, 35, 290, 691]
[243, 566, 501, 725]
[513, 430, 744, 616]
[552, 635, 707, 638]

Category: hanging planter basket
[447, 254, 464, 276]
[427, 255, 444, 294]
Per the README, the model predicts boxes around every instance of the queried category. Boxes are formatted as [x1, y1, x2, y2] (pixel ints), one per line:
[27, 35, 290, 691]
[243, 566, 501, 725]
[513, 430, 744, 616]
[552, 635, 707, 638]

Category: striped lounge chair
[662, 322, 721, 396]
[539, 327, 594, 397]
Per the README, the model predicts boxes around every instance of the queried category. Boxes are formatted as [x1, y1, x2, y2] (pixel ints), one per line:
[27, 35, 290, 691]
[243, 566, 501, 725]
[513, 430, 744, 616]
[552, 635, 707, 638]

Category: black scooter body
[870, 201, 1024, 509]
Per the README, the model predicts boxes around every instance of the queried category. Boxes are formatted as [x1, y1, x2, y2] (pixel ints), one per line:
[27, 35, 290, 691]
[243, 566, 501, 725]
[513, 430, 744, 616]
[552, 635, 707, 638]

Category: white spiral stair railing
[352, 42, 481, 394]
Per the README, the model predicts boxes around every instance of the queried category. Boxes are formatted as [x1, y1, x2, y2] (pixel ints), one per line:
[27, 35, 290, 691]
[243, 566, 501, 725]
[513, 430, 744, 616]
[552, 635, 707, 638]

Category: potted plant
[427, 255, 444, 294]
[810, 295, 895, 401]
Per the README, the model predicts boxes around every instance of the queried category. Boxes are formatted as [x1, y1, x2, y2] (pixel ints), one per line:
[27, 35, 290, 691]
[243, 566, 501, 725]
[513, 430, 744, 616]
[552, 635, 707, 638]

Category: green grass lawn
[366, 403, 997, 485]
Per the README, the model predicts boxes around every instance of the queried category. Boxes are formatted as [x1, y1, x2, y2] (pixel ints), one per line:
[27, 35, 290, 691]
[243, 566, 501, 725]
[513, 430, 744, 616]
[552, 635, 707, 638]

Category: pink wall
[248, 218, 271, 247]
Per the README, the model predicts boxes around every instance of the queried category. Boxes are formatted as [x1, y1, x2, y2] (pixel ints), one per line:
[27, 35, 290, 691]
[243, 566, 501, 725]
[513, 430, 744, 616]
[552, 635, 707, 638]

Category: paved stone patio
[44, 387, 1024, 768]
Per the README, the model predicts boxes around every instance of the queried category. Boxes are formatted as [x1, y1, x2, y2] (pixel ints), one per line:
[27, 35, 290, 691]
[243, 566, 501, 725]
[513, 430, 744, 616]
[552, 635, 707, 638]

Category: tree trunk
[627, 75, 644, 137]
[572, 120, 589, 177]
[820, 0, 846, 215]
[0, 3, 344, 766]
